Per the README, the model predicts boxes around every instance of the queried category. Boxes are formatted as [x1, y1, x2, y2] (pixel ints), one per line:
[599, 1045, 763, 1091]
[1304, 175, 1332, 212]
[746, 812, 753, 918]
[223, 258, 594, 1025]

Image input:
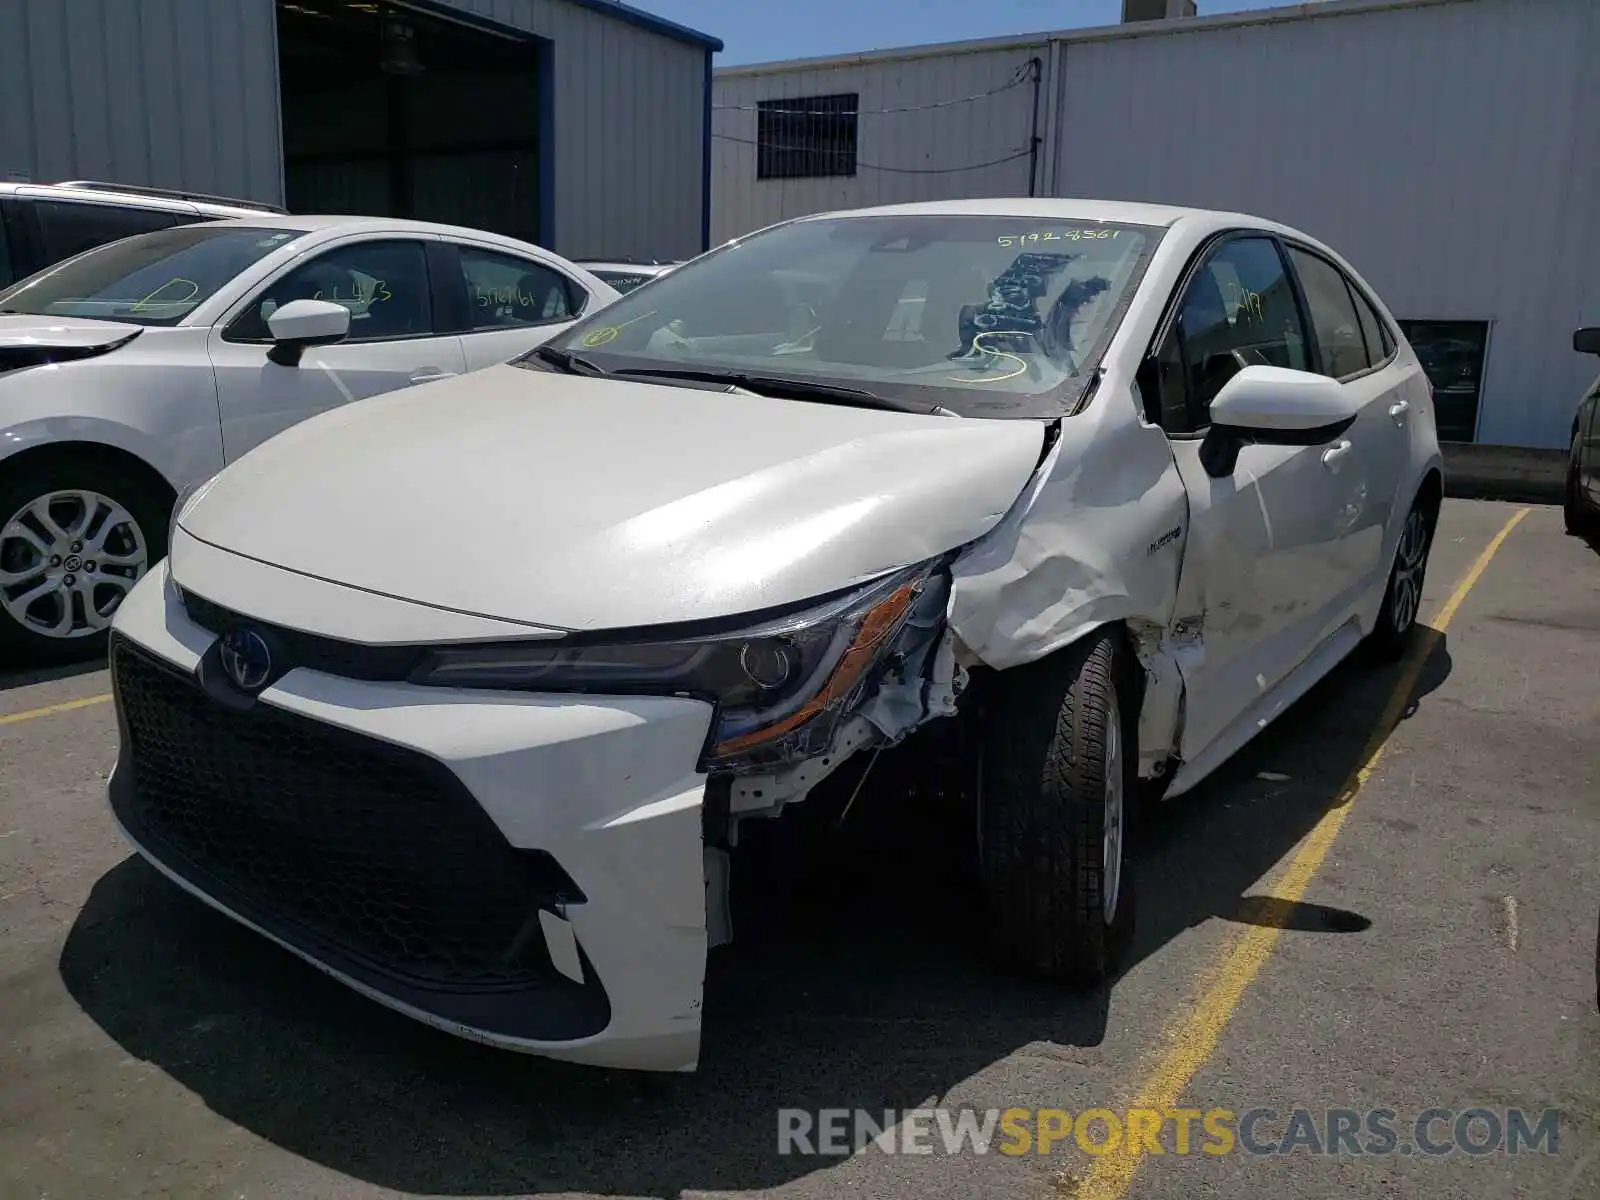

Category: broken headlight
[407, 562, 933, 773]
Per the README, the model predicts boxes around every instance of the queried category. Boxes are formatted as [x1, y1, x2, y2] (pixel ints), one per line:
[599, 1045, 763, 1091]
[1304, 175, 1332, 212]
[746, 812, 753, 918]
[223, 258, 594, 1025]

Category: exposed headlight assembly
[408, 562, 934, 772]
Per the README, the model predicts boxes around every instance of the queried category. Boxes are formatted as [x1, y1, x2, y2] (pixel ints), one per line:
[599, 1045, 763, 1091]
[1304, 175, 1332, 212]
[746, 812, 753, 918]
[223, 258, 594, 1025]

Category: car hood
[0, 313, 142, 365]
[179, 364, 1046, 631]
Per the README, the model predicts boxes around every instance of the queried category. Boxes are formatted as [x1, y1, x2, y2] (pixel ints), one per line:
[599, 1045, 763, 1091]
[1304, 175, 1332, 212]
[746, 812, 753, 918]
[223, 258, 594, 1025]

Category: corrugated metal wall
[0, 0, 284, 203]
[0, 0, 708, 262]
[711, 0, 1600, 449]
[711, 44, 1044, 245]
[443, 0, 708, 260]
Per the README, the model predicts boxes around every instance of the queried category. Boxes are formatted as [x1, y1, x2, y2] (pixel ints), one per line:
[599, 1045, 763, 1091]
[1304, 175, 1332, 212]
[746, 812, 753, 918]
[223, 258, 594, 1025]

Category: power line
[713, 63, 1033, 116]
[711, 132, 1033, 175]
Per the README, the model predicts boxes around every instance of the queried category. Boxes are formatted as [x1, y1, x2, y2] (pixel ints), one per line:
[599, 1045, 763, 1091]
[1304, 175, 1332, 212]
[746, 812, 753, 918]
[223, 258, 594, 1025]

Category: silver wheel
[0, 490, 149, 640]
[1389, 506, 1429, 635]
[1102, 690, 1124, 926]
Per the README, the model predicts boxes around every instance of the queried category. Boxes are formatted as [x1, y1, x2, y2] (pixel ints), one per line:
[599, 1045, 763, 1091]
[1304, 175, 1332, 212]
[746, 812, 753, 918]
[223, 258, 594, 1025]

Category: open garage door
[277, 0, 544, 245]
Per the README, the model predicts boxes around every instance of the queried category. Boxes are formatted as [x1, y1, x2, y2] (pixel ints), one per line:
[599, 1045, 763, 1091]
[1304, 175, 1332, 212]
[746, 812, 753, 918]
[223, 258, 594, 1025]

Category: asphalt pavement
[0, 498, 1596, 1199]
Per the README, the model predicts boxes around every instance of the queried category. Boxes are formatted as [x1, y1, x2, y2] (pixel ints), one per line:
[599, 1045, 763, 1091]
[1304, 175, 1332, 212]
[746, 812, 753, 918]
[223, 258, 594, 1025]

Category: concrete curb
[1441, 443, 1566, 505]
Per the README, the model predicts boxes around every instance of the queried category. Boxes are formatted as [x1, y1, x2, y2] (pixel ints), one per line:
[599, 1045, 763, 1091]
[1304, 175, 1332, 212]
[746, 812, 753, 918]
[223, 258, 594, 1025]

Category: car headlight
[166, 474, 218, 553]
[408, 562, 934, 773]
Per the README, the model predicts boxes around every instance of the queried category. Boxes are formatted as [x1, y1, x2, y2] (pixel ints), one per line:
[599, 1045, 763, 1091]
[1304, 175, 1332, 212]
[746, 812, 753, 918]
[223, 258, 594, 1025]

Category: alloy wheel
[1390, 507, 1429, 635]
[0, 490, 149, 639]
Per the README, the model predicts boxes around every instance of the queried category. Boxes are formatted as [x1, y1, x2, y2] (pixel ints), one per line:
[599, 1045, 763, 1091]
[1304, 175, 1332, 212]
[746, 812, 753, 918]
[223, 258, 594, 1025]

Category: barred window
[757, 93, 858, 180]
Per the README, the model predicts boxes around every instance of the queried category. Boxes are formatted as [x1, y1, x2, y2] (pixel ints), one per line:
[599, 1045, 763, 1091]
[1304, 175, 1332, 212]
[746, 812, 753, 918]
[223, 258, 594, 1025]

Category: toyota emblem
[218, 628, 273, 693]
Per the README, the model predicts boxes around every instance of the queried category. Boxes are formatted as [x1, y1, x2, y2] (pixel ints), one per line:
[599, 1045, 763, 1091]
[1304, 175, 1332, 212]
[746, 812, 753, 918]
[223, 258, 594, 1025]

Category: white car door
[1281, 244, 1415, 605]
[444, 241, 593, 372]
[207, 235, 467, 462]
[1146, 234, 1352, 760]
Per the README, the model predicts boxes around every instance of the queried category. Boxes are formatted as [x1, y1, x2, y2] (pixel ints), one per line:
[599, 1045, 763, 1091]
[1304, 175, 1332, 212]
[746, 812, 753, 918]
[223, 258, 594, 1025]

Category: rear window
[0, 224, 308, 326]
[590, 270, 654, 293]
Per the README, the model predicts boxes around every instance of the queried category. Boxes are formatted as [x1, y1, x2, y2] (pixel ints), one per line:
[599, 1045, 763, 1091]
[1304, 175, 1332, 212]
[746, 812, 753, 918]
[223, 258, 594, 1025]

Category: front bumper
[105, 558, 715, 1071]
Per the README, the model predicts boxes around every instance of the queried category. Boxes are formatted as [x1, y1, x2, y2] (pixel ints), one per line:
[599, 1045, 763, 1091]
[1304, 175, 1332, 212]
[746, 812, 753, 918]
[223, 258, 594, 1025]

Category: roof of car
[0, 180, 281, 217]
[198, 213, 577, 248]
[791, 196, 1282, 233]
[576, 260, 677, 273]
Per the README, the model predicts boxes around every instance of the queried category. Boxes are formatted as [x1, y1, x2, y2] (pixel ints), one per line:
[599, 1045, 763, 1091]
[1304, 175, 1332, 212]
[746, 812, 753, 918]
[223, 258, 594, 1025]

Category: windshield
[0, 224, 309, 326]
[530, 214, 1160, 416]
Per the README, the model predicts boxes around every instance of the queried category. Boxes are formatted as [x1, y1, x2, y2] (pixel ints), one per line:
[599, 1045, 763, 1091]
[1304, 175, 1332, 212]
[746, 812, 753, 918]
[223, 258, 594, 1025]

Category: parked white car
[0, 215, 618, 662]
[571, 259, 680, 294]
[105, 198, 1441, 1072]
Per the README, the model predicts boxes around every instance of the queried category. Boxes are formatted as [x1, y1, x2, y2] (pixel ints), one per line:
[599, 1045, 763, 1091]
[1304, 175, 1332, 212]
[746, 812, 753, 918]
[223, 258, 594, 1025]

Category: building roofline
[566, 0, 722, 51]
[714, 0, 1459, 75]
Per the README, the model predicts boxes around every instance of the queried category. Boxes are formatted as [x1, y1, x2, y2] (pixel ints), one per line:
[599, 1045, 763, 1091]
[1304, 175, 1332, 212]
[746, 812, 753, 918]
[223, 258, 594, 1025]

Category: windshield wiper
[527, 344, 608, 377]
[608, 367, 941, 414]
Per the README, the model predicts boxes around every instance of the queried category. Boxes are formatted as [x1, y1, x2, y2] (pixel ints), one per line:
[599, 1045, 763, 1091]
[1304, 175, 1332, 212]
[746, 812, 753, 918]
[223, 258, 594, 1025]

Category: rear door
[1144, 233, 1351, 760]
[207, 235, 467, 461]
[434, 241, 594, 372]
[1281, 243, 1411, 600]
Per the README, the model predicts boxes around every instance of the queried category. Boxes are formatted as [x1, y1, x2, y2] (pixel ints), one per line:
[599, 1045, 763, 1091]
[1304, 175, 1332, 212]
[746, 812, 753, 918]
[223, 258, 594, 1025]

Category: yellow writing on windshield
[130, 277, 199, 313]
[949, 331, 1030, 384]
[997, 229, 1120, 248]
[580, 309, 658, 348]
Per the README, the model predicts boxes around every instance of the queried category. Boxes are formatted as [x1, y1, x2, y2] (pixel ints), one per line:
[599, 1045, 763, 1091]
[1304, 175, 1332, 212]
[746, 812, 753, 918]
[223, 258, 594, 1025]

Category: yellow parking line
[1068, 506, 1530, 1200]
[0, 692, 113, 727]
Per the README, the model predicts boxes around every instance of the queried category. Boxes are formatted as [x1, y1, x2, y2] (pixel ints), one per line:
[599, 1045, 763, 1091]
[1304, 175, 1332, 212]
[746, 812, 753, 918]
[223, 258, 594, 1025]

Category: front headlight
[408, 562, 933, 772]
[166, 473, 218, 553]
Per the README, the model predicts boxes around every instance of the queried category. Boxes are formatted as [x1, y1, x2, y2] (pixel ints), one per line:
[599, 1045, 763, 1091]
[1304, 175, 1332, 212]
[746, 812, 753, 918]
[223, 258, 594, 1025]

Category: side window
[457, 246, 577, 330]
[33, 201, 181, 265]
[1170, 236, 1310, 428]
[227, 239, 432, 343]
[1346, 279, 1394, 367]
[1287, 246, 1369, 379]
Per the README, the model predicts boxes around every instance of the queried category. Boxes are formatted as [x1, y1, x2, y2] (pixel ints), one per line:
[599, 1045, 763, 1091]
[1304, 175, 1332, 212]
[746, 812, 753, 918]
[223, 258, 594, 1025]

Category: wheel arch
[1415, 465, 1444, 534]
[0, 440, 179, 516]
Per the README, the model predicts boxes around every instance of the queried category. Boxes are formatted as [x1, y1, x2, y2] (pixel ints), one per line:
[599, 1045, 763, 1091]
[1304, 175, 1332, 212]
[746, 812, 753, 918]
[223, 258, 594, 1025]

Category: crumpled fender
[946, 394, 1190, 672]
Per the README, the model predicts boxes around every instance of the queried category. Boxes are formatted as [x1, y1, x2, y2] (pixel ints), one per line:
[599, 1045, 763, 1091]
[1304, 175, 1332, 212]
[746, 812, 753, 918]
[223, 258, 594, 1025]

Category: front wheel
[0, 458, 167, 666]
[978, 628, 1136, 987]
[1367, 498, 1433, 661]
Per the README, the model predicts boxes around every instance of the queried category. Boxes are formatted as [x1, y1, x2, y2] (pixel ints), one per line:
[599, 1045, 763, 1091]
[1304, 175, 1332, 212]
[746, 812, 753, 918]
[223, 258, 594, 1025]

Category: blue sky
[643, 0, 1290, 65]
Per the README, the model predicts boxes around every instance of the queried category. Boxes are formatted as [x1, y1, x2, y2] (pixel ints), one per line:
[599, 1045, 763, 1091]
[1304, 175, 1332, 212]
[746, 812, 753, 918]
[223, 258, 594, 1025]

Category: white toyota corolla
[106, 198, 1442, 1071]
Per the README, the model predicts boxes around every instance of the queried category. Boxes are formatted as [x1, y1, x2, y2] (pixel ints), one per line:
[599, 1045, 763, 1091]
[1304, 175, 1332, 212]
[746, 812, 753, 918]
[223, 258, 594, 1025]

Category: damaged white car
[105, 199, 1442, 1071]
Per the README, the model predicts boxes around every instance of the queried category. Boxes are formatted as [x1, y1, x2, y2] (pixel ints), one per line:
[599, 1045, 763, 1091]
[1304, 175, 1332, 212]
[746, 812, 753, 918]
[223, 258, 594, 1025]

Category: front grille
[180, 589, 424, 681]
[109, 637, 592, 1001]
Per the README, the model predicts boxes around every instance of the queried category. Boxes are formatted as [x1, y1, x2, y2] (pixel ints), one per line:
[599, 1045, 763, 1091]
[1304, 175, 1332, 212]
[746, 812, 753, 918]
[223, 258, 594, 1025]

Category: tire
[978, 628, 1136, 987]
[0, 457, 169, 667]
[1564, 435, 1593, 538]
[1367, 497, 1434, 662]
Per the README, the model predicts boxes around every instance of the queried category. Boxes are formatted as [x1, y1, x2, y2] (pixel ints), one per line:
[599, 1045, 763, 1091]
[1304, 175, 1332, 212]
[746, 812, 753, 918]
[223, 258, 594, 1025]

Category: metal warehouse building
[712, 0, 1600, 450]
[0, 0, 720, 261]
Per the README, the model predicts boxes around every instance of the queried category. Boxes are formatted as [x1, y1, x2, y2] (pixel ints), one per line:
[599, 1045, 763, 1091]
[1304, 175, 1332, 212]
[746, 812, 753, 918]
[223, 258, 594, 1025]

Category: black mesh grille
[109, 637, 588, 995]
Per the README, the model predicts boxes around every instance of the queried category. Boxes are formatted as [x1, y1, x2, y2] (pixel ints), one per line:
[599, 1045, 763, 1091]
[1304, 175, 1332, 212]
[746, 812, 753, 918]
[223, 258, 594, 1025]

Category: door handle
[410, 369, 457, 384]
[1388, 399, 1409, 423]
[1321, 439, 1354, 468]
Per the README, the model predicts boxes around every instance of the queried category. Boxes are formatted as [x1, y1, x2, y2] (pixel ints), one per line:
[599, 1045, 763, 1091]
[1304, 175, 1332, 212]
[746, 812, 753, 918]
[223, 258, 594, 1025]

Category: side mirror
[1201, 365, 1361, 478]
[1574, 327, 1600, 356]
[265, 299, 350, 366]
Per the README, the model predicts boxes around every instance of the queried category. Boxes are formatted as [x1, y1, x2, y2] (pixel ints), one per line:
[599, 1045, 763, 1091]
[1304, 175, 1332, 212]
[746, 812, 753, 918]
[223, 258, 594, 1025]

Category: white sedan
[105, 198, 1441, 1071]
[0, 216, 618, 663]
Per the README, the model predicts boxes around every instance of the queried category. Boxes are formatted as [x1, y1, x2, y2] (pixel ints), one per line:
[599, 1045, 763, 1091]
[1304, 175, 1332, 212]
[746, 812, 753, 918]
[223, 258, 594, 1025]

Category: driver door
[1146, 234, 1350, 761]
[207, 236, 467, 462]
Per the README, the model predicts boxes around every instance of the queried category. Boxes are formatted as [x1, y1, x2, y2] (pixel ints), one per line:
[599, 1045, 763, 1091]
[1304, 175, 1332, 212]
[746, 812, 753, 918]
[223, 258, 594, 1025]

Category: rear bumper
[105, 560, 715, 1072]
